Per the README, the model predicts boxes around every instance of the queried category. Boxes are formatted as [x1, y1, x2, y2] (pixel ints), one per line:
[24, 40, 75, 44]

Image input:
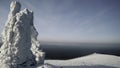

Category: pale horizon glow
[0, 0, 120, 43]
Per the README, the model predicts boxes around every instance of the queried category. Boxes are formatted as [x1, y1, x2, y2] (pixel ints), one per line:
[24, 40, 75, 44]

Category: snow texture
[0, 1, 45, 68]
[45, 53, 120, 68]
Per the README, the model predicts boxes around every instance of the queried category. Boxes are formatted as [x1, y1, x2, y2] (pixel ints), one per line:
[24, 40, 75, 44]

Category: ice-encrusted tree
[0, 1, 45, 68]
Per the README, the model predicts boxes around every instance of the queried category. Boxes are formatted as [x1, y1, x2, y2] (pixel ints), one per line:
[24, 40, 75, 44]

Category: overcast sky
[0, 0, 120, 43]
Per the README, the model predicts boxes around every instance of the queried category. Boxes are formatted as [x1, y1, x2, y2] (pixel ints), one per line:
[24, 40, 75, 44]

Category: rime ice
[0, 1, 45, 68]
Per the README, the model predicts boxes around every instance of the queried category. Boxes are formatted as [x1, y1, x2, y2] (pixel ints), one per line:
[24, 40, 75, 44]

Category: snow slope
[44, 53, 120, 68]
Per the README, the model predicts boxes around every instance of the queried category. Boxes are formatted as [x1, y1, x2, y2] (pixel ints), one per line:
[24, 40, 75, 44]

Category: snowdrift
[45, 53, 120, 68]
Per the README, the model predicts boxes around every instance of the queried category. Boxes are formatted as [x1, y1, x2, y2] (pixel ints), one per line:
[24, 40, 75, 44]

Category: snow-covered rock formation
[0, 1, 45, 68]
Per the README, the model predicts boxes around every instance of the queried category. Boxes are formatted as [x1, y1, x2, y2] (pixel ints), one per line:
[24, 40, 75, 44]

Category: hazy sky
[0, 0, 120, 43]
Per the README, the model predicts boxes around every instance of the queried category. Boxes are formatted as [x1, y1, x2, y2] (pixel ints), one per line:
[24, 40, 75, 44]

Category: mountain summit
[0, 1, 45, 68]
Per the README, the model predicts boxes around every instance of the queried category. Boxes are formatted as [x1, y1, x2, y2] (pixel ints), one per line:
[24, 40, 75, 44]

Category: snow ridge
[45, 53, 120, 68]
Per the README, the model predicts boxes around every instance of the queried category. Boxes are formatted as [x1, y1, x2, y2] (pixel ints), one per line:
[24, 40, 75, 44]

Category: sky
[0, 0, 120, 43]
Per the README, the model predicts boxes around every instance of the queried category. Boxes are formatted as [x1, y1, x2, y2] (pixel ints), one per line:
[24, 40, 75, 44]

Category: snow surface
[2, 52, 119, 68]
[44, 53, 120, 68]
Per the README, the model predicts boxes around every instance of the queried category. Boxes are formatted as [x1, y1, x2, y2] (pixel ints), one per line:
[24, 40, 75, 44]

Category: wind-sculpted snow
[0, 1, 45, 68]
[45, 53, 120, 68]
